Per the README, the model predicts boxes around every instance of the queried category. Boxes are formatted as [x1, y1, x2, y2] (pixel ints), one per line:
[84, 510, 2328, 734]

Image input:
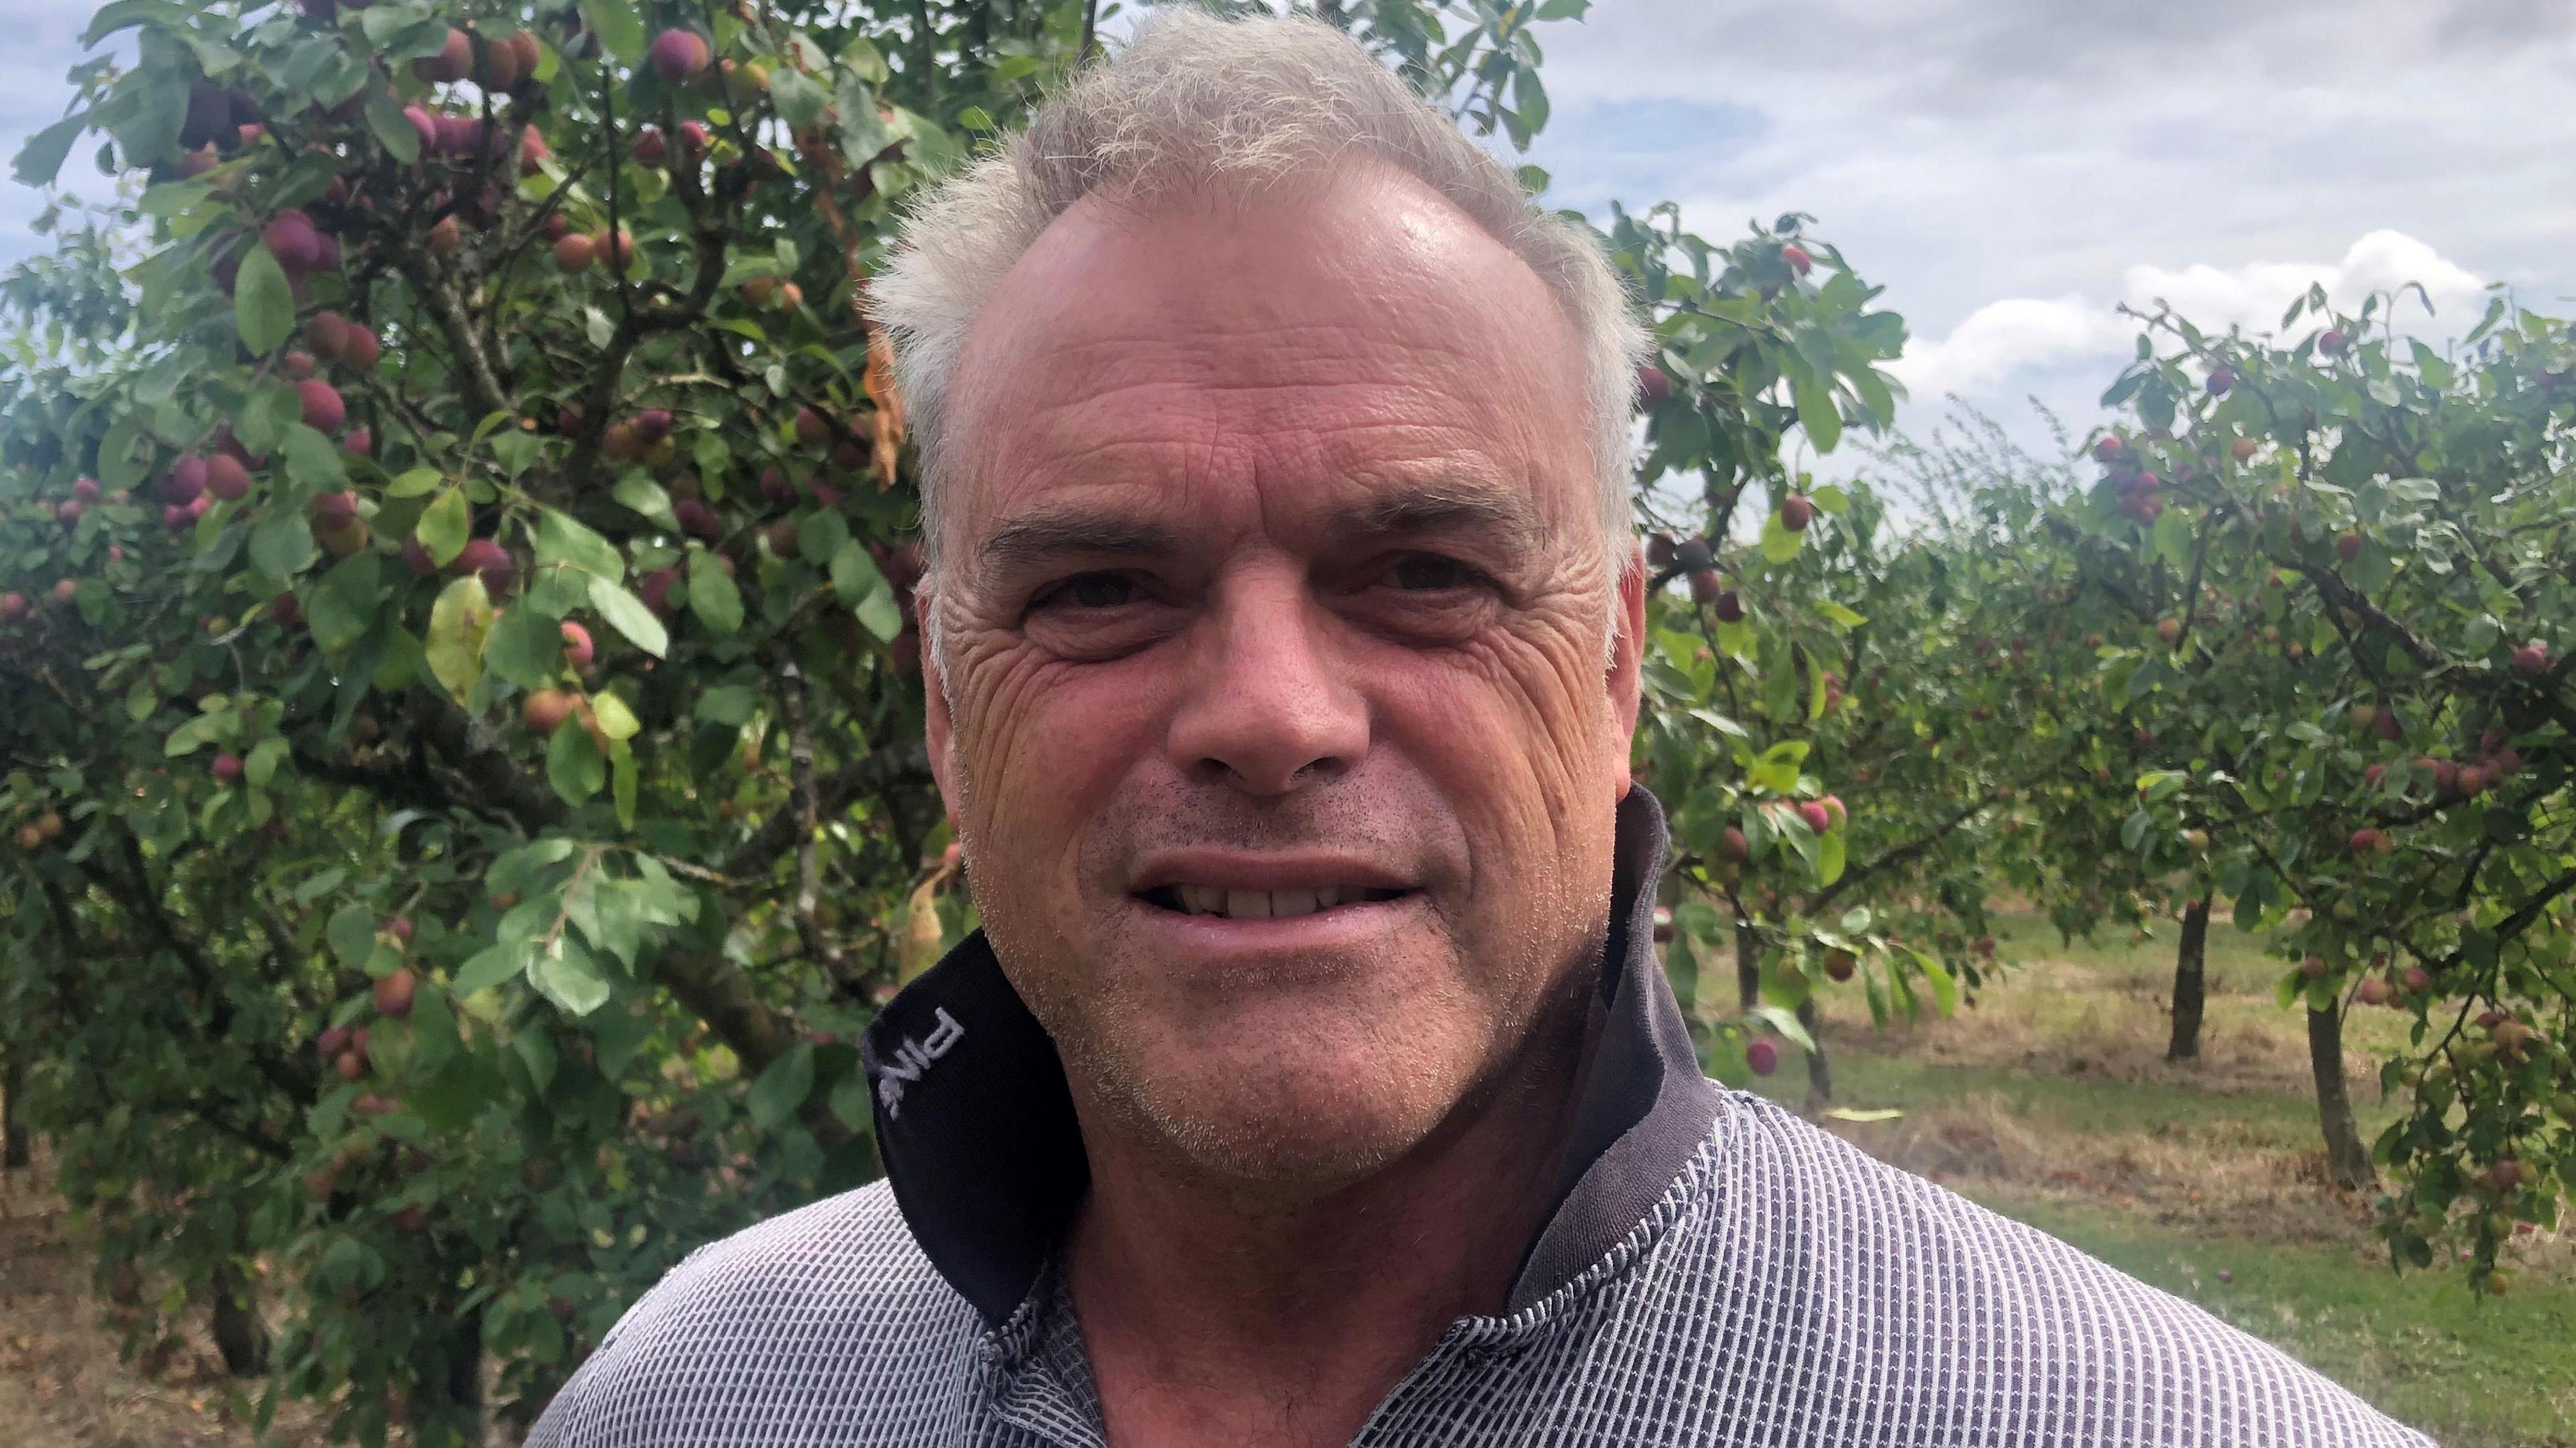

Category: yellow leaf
[897, 874, 945, 983]
[864, 328, 907, 491]
[424, 577, 496, 702]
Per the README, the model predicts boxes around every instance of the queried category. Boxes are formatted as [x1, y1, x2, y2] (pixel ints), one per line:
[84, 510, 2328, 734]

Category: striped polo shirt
[527, 788, 2430, 1446]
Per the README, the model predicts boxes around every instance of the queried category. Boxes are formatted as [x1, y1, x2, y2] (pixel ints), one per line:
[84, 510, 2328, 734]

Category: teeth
[1165, 885, 1380, 918]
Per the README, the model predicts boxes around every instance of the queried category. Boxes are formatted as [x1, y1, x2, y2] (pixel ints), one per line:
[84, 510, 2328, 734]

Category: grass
[1733, 909, 2576, 1447]
[1982, 1194, 2576, 1448]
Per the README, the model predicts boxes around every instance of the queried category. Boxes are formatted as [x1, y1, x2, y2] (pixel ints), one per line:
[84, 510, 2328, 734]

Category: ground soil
[0, 1144, 327, 1448]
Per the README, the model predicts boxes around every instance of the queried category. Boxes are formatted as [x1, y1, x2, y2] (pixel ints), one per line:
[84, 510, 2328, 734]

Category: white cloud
[1886, 294, 2131, 400]
[2118, 229, 2488, 337]
[1517, 0, 2575, 454]
[1882, 229, 2489, 434]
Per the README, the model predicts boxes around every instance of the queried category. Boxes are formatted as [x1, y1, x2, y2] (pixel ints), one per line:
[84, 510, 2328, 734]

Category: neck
[1061, 975, 1605, 1448]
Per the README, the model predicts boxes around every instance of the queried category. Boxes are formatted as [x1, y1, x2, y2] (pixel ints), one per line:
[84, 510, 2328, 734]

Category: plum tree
[0, 1, 1629, 1437]
[2058, 284, 2576, 1288]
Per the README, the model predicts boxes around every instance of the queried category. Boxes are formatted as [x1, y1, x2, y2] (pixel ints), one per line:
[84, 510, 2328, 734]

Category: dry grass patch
[0, 1149, 328, 1448]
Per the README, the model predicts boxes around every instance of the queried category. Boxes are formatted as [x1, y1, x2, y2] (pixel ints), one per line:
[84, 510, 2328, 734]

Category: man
[531, 9, 2426, 1446]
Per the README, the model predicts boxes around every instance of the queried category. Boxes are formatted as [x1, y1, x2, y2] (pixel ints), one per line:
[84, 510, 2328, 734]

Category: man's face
[922, 162, 1646, 1188]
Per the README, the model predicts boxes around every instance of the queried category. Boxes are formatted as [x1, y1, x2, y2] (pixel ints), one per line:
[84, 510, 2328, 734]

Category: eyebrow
[1334, 477, 1541, 547]
[976, 509, 1185, 575]
[973, 474, 1543, 578]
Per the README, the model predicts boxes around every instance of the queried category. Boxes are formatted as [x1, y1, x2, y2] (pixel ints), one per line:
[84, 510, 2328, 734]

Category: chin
[1087, 999, 1485, 1189]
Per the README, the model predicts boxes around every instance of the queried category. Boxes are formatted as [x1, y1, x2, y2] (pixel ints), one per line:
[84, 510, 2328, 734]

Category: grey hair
[864, 3, 1654, 653]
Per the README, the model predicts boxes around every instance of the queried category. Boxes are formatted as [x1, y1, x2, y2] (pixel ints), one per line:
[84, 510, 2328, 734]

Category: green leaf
[1509, 65, 1549, 137]
[1791, 370, 1843, 453]
[308, 553, 381, 654]
[1816, 828, 1845, 887]
[236, 382, 301, 457]
[1748, 1003, 1815, 1052]
[587, 577, 667, 658]
[855, 581, 904, 643]
[249, 512, 317, 580]
[747, 1043, 816, 1131]
[769, 67, 828, 130]
[696, 685, 758, 726]
[363, 85, 419, 166]
[282, 426, 349, 491]
[327, 902, 379, 969]
[1917, 954, 1958, 1015]
[292, 868, 347, 906]
[386, 466, 443, 498]
[2151, 506, 2194, 567]
[245, 736, 290, 789]
[833, 75, 893, 164]
[13, 113, 87, 188]
[452, 940, 531, 996]
[1759, 510, 1803, 565]
[688, 549, 743, 634]
[828, 1074, 873, 1132]
[2121, 809, 2151, 852]
[582, 0, 644, 62]
[416, 488, 470, 566]
[109, 78, 184, 170]
[836, 30, 889, 81]
[425, 576, 496, 702]
[611, 471, 678, 530]
[531, 935, 611, 1016]
[610, 738, 637, 830]
[535, 509, 623, 582]
[800, 510, 852, 569]
[589, 690, 639, 742]
[486, 602, 568, 687]
[575, 879, 644, 967]
[233, 242, 294, 355]
[547, 722, 606, 805]
[95, 417, 150, 490]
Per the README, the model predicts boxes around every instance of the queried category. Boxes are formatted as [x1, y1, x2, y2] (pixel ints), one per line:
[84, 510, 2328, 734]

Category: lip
[1125, 887, 1427, 959]
[1128, 849, 1418, 895]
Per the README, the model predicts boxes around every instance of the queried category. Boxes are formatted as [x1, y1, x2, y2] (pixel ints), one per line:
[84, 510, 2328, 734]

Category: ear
[1607, 538, 1648, 800]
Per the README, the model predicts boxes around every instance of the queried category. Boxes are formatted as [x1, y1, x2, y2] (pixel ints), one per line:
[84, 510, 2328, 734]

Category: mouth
[1136, 883, 1413, 920]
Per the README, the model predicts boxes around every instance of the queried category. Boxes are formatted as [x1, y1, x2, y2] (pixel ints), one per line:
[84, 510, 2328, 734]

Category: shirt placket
[977, 1268, 1112, 1448]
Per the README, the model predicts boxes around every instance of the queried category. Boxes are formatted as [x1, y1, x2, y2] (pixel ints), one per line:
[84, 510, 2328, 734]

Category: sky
[1504, 0, 2576, 457]
[5, 0, 2572, 463]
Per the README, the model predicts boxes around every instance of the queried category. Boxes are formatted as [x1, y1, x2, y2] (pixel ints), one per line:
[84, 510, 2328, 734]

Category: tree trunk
[209, 1260, 269, 1376]
[1796, 996, 1831, 1108]
[2306, 1003, 2376, 1190]
[2, 1048, 29, 1169]
[2166, 896, 2211, 1061]
[405, 1308, 486, 1445]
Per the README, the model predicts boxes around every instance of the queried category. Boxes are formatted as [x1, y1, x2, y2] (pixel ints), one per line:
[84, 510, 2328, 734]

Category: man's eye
[1032, 572, 1138, 610]
[1385, 555, 1483, 592]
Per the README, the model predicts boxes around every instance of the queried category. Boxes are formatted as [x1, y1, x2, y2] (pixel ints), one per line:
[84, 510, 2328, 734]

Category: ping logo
[872, 1006, 966, 1119]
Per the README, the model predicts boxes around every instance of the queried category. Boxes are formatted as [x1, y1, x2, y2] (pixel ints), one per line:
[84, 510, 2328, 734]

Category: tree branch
[405, 687, 570, 834]
[719, 737, 930, 881]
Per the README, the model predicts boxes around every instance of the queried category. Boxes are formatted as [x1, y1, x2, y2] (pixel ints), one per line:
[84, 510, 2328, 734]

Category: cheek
[1379, 622, 1607, 807]
[947, 641, 1171, 885]
[1366, 620, 1615, 901]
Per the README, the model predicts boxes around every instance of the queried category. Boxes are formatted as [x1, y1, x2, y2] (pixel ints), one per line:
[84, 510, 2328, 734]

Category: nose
[1166, 565, 1370, 795]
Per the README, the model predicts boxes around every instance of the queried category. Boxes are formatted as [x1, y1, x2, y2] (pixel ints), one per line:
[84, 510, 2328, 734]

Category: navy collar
[861, 784, 1719, 1327]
